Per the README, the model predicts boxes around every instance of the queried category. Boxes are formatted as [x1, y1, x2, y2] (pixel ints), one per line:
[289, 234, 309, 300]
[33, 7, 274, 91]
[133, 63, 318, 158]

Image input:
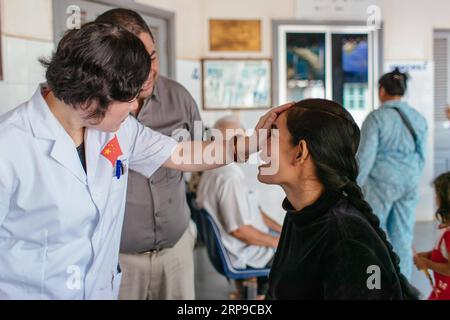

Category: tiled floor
[194, 221, 437, 300]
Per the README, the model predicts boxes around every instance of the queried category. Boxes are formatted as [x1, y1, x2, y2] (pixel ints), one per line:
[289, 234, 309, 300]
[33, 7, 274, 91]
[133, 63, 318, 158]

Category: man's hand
[446, 105, 450, 120]
[231, 225, 279, 249]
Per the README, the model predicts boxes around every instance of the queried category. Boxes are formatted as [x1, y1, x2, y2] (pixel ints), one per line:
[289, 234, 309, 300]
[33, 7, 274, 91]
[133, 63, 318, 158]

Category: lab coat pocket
[112, 268, 123, 300]
[110, 159, 128, 193]
[0, 230, 48, 299]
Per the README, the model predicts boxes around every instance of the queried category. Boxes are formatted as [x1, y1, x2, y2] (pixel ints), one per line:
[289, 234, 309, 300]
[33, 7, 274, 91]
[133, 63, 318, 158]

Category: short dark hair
[40, 22, 151, 120]
[378, 67, 409, 96]
[434, 172, 450, 223]
[95, 8, 154, 41]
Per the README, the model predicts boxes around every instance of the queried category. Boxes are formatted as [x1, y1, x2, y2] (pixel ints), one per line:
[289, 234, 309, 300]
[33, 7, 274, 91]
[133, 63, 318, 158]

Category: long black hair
[40, 21, 151, 120]
[379, 67, 409, 96]
[286, 99, 419, 299]
[434, 172, 450, 224]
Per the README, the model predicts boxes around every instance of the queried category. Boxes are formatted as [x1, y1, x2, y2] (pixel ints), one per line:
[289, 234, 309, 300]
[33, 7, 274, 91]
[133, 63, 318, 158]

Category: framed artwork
[209, 19, 261, 51]
[201, 58, 272, 110]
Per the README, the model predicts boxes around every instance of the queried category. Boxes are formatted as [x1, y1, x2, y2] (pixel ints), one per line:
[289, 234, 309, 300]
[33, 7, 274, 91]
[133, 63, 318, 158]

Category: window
[274, 23, 381, 126]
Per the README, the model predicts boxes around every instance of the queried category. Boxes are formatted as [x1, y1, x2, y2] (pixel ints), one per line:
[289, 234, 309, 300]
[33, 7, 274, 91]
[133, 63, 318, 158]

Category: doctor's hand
[164, 102, 295, 170]
[234, 102, 295, 162]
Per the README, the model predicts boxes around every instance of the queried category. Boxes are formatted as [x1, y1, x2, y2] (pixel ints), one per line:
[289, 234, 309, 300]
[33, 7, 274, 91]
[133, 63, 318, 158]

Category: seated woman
[258, 99, 419, 300]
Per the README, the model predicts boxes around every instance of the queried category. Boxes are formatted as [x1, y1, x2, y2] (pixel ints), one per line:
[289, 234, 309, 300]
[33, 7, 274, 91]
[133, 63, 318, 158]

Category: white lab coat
[0, 85, 178, 299]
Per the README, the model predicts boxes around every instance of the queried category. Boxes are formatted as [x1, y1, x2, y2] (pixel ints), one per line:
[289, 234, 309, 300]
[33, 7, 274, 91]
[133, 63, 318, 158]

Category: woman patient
[196, 116, 282, 300]
[258, 99, 419, 300]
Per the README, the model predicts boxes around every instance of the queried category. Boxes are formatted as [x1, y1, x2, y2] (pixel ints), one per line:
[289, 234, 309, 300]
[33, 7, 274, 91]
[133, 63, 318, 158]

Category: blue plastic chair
[187, 193, 270, 299]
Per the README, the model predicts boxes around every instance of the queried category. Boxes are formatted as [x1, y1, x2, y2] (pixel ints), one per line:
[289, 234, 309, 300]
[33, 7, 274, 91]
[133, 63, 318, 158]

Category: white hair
[213, 115, 244, 130]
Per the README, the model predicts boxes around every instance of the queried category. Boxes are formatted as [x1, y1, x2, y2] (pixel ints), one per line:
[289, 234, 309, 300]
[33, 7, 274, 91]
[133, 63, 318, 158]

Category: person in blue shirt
[357, 68, 428, 279]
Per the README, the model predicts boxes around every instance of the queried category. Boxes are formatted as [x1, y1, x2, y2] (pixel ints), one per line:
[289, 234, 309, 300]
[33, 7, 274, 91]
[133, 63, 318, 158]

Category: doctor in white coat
[0, 22, 291, 299]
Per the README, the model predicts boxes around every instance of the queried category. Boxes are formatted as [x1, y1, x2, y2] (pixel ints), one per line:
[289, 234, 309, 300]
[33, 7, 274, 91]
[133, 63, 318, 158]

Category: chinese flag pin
[101, 135, 123, 167]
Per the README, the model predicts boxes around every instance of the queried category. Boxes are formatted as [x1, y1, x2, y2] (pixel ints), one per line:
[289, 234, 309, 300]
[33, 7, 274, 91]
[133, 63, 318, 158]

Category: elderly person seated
[196, 115, 282, 299]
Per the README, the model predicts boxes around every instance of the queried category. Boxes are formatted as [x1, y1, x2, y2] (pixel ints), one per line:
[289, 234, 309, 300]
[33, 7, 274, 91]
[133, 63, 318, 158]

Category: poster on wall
[202, 59, 272, 110]
[385, 61, 434, 222]
[384, 62, 434, 119]
[295, 0, 382, 21]
[209, 19, 261, 51]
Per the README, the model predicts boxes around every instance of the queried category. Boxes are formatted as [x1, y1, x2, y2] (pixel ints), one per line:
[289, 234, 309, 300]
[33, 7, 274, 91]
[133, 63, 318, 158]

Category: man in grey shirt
[96, 9, 201, 299]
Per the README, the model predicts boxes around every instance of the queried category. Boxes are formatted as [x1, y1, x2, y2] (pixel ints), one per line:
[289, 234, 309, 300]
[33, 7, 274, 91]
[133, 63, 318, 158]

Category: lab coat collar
[28, 84, 67, 140]
[28, 84, 87, 185]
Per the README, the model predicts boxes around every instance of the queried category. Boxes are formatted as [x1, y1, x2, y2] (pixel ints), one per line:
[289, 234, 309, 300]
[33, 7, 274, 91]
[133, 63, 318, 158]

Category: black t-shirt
[267, 191, 403, 300]
[76, 142, 86, 173]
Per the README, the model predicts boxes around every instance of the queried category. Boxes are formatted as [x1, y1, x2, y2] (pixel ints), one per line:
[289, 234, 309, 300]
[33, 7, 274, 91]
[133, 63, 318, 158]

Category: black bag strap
[386, 106, 419, 153]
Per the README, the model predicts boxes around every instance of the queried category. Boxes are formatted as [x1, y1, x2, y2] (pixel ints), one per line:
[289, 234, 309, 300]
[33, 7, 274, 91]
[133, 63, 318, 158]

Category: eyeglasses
[149, 50, 157, 60]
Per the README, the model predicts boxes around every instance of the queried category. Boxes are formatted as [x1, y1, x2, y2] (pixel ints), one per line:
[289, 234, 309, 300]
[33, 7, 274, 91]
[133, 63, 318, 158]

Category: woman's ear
[295, 140, 309, 164]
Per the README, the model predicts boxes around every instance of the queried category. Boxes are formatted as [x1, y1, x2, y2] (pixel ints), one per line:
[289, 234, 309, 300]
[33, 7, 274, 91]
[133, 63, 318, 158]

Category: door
[53, 0, 174, 78]
[434, 31, 450, 176]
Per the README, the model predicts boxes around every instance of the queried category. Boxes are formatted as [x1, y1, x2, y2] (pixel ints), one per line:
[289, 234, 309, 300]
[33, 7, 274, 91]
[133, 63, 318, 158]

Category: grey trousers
[118, 222, 197, 300]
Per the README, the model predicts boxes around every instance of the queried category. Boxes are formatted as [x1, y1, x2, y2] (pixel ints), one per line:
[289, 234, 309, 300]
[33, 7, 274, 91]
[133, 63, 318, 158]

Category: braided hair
[379, 67, 409, 96]
[285, 99, 419, 299]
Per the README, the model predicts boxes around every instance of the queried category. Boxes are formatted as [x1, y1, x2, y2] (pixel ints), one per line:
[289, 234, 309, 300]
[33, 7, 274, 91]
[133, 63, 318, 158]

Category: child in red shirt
[414, 172, 450, 299]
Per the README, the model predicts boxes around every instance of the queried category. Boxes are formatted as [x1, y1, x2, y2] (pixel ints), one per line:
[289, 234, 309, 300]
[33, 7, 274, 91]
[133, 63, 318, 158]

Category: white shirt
[0, 85, 177, 299]
[196, 163, 275, 269]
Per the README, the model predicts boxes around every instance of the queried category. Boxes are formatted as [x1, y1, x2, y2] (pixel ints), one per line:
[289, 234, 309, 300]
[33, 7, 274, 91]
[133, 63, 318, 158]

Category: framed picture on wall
[201, 58, 272, 110]
[209, 19, 261, 51]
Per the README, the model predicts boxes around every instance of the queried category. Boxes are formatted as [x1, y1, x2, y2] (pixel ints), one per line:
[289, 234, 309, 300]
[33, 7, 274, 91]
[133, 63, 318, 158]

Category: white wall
[382, 0, 450, 61]
[0, 0, 54, 115]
